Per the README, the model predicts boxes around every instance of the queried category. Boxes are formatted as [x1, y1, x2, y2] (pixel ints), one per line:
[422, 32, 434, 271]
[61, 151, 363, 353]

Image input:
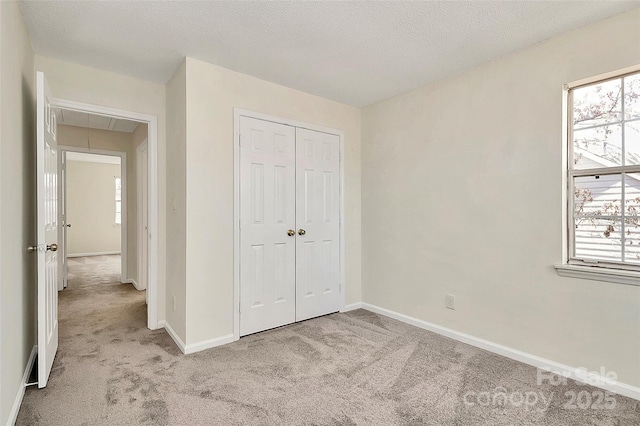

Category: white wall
[36, 56, 166, 321]
[66, 160, 121, 255]
[0, 2, 35, 424]
[362, 8, 640, 388]
[165, 60, 187, 341]
[180, 57, 362, 345]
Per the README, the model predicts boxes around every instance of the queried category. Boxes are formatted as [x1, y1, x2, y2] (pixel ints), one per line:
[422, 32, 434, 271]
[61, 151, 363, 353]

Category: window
[115, 177, 122, 225]
[567, 69, 640, 272]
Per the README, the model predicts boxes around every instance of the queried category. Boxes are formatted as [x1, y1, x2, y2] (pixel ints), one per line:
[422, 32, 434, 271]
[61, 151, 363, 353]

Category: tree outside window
[571, 71, 640, 266]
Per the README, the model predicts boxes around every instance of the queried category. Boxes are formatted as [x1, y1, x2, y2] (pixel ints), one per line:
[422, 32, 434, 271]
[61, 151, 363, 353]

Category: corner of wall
[164, 59, 187, 344]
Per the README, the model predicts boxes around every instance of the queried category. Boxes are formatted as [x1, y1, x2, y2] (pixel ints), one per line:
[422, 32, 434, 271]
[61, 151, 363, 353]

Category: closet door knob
[298, 229, 306, 236]
[287, 229, 295, 237]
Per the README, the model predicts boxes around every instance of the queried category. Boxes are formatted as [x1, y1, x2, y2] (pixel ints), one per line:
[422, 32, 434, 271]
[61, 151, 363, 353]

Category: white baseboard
[184, 334, 235, 355]
[67, 251, 120, 258]
[6, 345, 37, 426]
[123, 278, 142, 291]
[160, 320, 234, 355]
[160, 320, 186, 354]
[342, 302, 362, 312]
[360, 302, 640, 401]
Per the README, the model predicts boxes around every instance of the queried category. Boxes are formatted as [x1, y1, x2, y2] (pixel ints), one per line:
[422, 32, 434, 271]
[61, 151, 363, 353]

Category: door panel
[295, 128, 341, 322]
[240, 117, 296, 336]
[36, 71, 59, 388]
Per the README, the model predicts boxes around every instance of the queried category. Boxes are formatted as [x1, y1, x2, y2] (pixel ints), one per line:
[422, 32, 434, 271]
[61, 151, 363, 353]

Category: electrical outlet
[446, 294, 455, 310]
[172, 295, 176, 311]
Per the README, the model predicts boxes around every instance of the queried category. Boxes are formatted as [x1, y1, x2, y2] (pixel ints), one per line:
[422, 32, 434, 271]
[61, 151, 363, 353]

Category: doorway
[35, 72, 161, 388]
[49, 98, 160, 331]
[234, 110, 346, 338]
[55, 108, 147, 294]
[61, 150, 126, 291]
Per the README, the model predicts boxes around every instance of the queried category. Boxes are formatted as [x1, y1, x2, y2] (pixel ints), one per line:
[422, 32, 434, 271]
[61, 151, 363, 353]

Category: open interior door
[36, 71, 59, 388]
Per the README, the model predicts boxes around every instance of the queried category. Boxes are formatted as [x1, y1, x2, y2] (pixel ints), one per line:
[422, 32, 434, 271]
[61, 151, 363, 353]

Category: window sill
[555, 264, 640, 287]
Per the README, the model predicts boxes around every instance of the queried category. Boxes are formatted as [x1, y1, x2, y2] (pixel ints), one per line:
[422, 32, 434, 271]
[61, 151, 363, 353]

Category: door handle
[27, 243, 58, 253]
[298, 229, 306, 236]
[66, 224, 71, 228]
[287, 229, 295, 237]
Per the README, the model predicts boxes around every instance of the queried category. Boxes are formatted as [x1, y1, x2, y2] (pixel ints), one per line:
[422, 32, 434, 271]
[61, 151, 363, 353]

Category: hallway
[17, 256, 174, 425]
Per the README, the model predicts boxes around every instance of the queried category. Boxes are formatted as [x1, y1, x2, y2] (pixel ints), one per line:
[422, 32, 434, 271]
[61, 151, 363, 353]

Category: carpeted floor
[17, 257, 640, 425]
[65, 255, 123, 290]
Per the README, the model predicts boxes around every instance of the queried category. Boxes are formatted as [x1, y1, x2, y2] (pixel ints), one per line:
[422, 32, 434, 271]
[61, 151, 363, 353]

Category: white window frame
[556, 64, 640, 286]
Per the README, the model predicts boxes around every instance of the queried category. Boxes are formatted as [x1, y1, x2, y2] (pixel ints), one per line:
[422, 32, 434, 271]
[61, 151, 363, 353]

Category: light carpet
[17, 256, 640, 425]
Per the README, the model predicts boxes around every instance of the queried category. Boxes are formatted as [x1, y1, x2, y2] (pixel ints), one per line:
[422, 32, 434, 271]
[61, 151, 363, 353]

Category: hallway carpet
[66, 255, 122, 290]
[17, 260, 640, 425]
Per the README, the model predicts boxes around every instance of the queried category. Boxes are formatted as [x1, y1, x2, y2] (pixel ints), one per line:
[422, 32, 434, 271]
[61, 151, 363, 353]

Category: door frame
[233, 108, 346, 340]
[137, 139, 149, 293]
[58, 146, 127, 284]
[51, 98, 161, 330]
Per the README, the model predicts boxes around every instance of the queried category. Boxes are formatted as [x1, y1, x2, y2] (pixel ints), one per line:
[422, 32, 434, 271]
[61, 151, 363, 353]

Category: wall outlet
[172, 295, 176, 311]
[446, 294, 455, 310]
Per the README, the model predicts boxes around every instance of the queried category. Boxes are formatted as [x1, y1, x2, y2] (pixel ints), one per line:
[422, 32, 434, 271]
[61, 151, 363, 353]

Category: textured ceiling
[20, 1, 640, 107]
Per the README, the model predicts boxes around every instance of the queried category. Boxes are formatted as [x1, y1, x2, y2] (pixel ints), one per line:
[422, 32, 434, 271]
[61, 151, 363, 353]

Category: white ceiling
[20, 1, 640, 107]
[56, 109, 140, 133]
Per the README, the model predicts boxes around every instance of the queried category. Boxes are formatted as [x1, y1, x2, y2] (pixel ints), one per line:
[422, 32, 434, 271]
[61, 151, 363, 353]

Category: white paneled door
[239, 116, 342, 336]
[240, 117, 297, 336]
[36, 71, 59, 388]
[295, 128, 341, 322]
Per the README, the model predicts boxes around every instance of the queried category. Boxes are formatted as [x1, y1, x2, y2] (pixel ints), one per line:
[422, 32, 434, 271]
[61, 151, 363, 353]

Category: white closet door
[295, 128, 341, 322]
[239, 117, 297, 336]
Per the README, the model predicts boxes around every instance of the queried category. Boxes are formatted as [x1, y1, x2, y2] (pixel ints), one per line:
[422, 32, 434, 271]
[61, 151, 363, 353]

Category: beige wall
[181, 57, 362, 345]
[165, 60, 187, 341]
[66, 160, 121, 255]
[0, 1, 35, 424]
[362, 9, 640, 388]
[36, 56, 166, 318]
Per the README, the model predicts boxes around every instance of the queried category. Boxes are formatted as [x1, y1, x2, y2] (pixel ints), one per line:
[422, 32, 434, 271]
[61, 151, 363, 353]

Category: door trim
[58, 146, 127, 283]
[137, 139, 148, 292]
[50, 98, 160, 330]
[233, 108, 346, 341]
